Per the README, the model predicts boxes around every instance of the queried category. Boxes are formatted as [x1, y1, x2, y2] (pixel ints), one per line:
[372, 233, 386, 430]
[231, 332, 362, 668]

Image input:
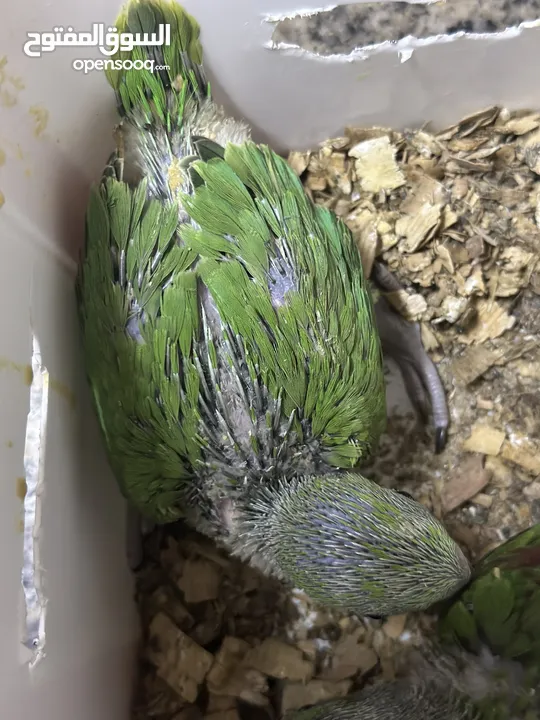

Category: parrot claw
[371, 262, 449, 453]
[435, 426, 448, 455]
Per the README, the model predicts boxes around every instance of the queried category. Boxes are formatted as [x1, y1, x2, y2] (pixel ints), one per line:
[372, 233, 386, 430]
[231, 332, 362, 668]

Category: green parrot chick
[76, 0, 470, 618]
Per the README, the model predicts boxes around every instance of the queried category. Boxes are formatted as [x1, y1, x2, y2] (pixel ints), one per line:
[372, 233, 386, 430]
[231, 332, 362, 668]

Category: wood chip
[471, 493, 493, 508]
[396, 203, 442, 254]
[501, 437, 540, 476]
[287, 151, 311, 176]
[385, 289, 427, 321]
[382, 615, 407, 639]
[319, 629, 378, 681]
[204, 712, 239, 720]
[463, 299, 516, 344]
[206, 638, 270, 706]
[463, 425, 505, 456]
[451, 346, 502, 386]
[245, 638, 314, 682]
[147, 613, 213, 703]
[281, 680, 353, 713]
[349, 136, 405, 193]
[441, 454, 492, 513]
[177, 559, 221, 603]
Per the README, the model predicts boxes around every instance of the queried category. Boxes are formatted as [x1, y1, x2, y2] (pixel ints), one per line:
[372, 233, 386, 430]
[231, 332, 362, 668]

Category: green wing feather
[183, 143, 386, 464]
[77, 170, 202, 521]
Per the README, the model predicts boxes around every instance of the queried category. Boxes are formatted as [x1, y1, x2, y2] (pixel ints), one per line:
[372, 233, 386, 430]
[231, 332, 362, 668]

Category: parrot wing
[77, 139, 386, 522]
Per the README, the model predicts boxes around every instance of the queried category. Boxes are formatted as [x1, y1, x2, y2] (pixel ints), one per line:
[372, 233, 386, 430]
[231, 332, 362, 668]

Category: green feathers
[104, 0, 208, 121]
[78, 0, 468, 621]
[78, 171, 200, 522]
[439, 524, 540, 661]
[184, 142, 387, 462]
[77, 1, 540, 716]
[436, 524, 540, 719]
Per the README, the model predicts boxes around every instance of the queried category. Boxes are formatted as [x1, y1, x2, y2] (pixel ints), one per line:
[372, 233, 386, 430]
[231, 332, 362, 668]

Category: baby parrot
[283, 523, 540, 719]
[76, 0, 467, 618]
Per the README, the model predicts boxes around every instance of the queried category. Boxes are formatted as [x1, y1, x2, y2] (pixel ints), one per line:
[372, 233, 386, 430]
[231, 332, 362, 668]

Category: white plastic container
[1, 2, 539, 717]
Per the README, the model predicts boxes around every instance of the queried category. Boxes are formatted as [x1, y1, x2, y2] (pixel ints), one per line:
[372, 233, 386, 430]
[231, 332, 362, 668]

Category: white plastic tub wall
[1, 1, 539, 718]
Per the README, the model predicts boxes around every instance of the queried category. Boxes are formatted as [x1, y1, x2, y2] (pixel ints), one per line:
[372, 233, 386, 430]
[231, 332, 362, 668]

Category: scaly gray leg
[372, 262, 449, 453]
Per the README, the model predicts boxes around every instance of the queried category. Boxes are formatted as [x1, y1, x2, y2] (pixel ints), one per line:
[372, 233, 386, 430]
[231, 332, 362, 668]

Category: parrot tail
[104, 0, 209, 121]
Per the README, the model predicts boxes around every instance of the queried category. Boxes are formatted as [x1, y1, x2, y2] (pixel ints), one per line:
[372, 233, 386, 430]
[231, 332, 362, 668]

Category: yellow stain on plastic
[0, 91, 17, 107]
[10, 76, 25, 91]
[16, 477, 27, 501]
[0, 357, 75, 406]
[50, 377, 76, 410]
[0, 191, 4, 208]
[0, 148, 5, 166]
[0, 138, 24, 161]
[6, 440, 13, 448]
[0, 357, 33, 384]
[29, 105, 49, 138]
[0, 57, 25, 107]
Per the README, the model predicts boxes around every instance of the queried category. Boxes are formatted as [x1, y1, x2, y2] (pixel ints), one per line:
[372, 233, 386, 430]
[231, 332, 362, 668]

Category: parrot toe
[371, 262, 449, 452]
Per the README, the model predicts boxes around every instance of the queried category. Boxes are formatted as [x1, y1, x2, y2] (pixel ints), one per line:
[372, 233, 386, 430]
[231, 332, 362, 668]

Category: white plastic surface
[0, 0, 537, 718]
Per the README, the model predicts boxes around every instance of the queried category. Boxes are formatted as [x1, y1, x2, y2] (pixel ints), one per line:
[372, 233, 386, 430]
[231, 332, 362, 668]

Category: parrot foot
[371, 261, 449, 453]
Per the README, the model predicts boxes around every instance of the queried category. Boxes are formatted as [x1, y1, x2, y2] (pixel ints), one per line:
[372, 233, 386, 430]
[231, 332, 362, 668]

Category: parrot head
[240, 473, 472, 617]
